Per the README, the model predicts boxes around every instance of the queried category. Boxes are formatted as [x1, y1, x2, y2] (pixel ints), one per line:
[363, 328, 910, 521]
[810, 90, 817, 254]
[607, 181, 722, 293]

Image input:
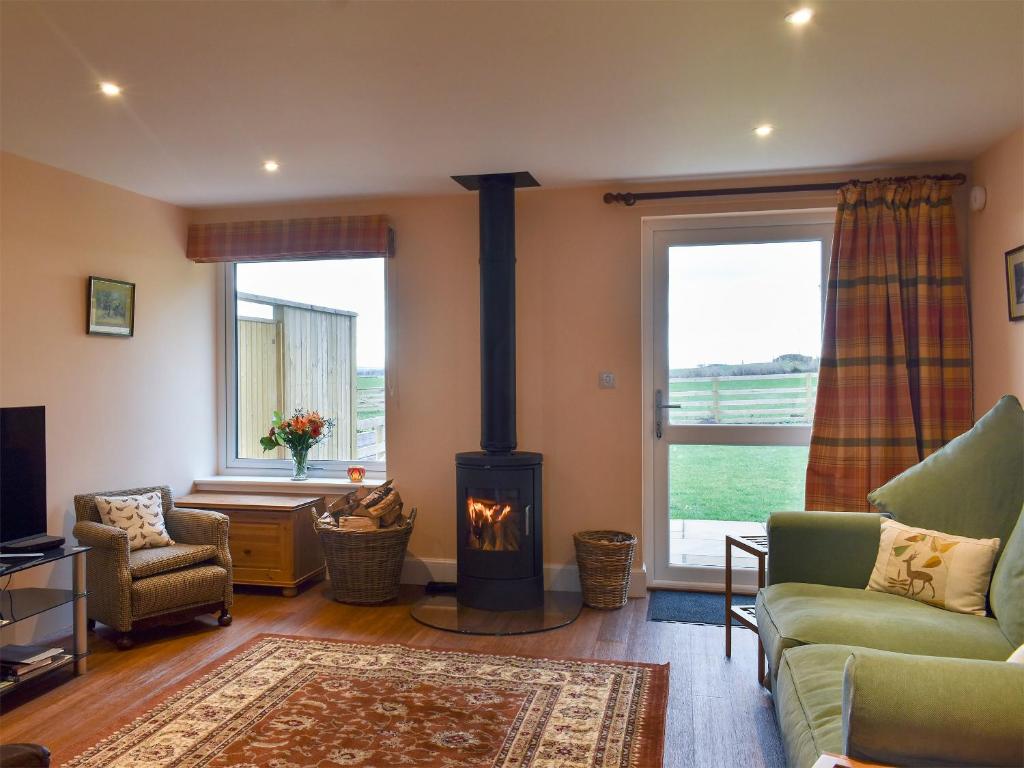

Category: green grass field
[357, 375, 384, 390]
[669, 444, 808, 522]
[357, 375, 384, 422]
[666, 372, 814, 521]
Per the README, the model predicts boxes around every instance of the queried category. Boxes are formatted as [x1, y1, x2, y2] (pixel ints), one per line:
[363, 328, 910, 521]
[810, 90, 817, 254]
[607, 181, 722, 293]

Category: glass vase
[290, 447, 310, 481]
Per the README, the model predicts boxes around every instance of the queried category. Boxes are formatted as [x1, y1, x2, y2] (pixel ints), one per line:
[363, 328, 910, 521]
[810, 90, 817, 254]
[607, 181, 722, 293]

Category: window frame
[642, 207, 835, 591]
[221, 261, 386, 477]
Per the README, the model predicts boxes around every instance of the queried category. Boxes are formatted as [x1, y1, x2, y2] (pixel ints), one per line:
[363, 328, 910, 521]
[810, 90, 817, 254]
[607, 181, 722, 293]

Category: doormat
[647, 589, 754, 625]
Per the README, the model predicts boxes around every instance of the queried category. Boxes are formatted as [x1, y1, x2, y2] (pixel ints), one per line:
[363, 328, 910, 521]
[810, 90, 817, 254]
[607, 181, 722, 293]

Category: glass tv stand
[0, 545, 90, 696]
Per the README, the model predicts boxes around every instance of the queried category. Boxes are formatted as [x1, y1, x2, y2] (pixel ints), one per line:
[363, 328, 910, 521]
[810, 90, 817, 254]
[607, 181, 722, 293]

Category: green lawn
[357, 375, 384, 390]
[669, 444, 808, 522]
[356, 375, 385, 422]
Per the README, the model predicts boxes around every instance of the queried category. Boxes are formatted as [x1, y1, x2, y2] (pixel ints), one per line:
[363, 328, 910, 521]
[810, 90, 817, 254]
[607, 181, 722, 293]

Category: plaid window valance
[186, 214, 394, 263]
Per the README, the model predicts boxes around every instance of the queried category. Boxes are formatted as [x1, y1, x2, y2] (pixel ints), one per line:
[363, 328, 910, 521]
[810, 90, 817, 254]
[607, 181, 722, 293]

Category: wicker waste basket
[316, 509, 417, 604]
[573, 530, 637, 609]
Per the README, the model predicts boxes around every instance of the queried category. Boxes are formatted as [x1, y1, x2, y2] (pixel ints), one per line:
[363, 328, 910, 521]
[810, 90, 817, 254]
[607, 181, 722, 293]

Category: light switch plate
[598, 371, 616, 389]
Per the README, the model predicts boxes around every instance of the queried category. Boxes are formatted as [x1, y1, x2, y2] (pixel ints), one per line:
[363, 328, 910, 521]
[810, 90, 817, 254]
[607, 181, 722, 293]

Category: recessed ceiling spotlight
[785, 8, 814, 25]
[754, 124, 774, 138]
[263, 160, 280, 173]
[98, 81, 122, 97]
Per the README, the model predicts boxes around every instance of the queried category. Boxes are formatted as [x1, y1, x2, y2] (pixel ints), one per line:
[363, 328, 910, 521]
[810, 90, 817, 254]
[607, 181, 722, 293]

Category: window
[667, 240, 822, 428]
[224, 259, 386, 475]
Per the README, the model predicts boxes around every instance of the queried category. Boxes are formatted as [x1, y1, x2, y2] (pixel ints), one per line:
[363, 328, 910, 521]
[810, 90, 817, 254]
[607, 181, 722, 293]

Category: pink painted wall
[192, 163, 967, 570]
[0, 149, 975, 615]
[0, 152, 217, 636]
[968, 128, 1024, 414]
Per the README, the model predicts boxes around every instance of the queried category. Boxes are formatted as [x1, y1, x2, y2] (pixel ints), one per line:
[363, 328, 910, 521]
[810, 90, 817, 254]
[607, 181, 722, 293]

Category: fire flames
[468, 498, 511, 525]
[466, 497, 518, 551]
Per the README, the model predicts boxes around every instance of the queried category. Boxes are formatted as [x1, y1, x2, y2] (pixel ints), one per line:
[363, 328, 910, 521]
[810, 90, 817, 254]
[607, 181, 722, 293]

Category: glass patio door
[650, 212, 832, 589]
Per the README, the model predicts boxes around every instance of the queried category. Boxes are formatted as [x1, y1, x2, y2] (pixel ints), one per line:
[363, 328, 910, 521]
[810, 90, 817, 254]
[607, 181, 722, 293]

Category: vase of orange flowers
[260, 409, 335, 481]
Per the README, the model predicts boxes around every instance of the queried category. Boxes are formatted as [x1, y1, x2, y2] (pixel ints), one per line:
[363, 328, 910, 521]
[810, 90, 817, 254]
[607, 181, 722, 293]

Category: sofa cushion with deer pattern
[866, 519, 1000, 615]
[94, 491, 175, 551]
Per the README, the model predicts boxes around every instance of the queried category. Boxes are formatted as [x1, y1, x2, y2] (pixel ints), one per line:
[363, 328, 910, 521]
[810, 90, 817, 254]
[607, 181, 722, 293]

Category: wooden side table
[725, 533, 768, 685]
[176, 493, 326, 597]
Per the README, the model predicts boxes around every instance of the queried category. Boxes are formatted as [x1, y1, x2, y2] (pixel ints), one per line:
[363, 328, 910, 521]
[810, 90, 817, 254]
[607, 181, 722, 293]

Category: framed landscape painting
[1007, 245, 1024, 322]
[87, 276, 135, 336]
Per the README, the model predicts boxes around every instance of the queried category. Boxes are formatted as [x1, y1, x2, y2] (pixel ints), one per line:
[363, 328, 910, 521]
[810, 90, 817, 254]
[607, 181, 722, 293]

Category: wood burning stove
[450, 171, 545, 612]
[456, 451, 542, 610]
[411, 170, 581, 634]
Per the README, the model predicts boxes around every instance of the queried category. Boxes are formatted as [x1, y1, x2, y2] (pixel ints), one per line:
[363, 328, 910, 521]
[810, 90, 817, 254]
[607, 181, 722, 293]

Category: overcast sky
[669, 241, 822, 369]
[236, 259, 386, 369]
[232, 243, 821, 372]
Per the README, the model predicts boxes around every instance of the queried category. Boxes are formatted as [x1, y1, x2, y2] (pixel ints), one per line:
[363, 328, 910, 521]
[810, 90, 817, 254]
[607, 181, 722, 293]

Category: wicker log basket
[315, 507, 416, 604]
[573, 530, 637, 609]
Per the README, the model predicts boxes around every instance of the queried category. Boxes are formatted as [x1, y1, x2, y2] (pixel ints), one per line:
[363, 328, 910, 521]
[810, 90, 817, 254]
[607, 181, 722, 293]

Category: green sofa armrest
[842, 649, 1024, 767]
[766, 511, 881, 588]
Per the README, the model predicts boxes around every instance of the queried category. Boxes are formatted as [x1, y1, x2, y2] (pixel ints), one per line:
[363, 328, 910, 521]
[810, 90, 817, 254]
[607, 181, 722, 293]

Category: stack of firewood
[316, 480, 405, 531]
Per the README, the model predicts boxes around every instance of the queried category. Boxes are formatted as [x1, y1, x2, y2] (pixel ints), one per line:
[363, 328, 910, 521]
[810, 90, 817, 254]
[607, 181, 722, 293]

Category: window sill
[192, 475, 379, 495]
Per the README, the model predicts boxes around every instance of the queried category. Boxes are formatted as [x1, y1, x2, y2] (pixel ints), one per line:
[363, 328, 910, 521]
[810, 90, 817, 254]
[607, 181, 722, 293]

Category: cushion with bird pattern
[94, 492, 175, 551]
[867, 518, 999, 615]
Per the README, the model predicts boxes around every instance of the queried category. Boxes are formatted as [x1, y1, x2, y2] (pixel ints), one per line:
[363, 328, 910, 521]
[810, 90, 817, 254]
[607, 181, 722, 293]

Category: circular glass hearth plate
[411, 591, 583, 636]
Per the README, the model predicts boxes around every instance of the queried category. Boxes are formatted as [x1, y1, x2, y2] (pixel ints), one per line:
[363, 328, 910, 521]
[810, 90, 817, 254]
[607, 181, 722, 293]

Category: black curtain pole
[602, 172, 967, 206]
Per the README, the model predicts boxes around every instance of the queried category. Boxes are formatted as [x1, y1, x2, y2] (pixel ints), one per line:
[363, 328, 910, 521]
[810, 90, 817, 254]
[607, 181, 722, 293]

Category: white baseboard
[401, 557, 648, 599]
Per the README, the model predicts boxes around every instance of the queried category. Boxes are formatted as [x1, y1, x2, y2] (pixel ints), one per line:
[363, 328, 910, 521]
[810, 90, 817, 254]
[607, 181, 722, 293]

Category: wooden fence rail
[669, 372, 817, 424]
[356, 413, 386, 461]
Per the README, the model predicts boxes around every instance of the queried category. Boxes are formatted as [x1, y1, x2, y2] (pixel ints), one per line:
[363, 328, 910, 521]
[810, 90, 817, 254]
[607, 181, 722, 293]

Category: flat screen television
[0, 406, 48, 545]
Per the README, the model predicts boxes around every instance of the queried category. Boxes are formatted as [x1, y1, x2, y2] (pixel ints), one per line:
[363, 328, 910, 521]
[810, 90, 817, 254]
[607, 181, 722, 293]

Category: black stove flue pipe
[452, 171, 539, 455]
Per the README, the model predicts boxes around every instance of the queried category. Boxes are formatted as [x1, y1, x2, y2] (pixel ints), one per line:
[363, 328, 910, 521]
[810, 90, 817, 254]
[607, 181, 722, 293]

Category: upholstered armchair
[73, 485, 233, 649]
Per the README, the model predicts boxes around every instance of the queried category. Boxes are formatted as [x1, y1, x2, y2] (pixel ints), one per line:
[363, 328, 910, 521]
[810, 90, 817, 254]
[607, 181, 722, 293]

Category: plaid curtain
[805, 178, 972, 511]
[186, 214, 394, 262]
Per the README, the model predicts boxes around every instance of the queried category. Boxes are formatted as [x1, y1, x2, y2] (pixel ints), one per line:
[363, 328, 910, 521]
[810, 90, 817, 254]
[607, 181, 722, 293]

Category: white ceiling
[2, 1, 1021, 207]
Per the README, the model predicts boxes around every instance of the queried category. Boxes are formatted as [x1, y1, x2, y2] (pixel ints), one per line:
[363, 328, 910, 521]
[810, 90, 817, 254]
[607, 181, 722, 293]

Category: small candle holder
[347, 466, 366, 483]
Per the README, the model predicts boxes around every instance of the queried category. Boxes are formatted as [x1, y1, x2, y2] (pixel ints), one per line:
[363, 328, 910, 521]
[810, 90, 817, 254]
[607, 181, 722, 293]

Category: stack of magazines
[0, 644, 66, 681]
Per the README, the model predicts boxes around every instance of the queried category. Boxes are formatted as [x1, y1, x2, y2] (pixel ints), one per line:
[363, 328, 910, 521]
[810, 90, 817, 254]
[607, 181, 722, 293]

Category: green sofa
[756, 395, 1024, 767]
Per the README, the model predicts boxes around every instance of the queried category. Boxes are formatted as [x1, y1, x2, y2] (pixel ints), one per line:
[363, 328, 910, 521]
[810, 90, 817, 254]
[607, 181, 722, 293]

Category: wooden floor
[0, 584, 784, 767]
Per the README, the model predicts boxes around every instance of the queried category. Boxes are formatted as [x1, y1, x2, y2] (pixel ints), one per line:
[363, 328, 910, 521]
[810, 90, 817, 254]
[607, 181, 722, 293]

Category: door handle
[655, 388, 680, 439]
[525, 505, 531, 536]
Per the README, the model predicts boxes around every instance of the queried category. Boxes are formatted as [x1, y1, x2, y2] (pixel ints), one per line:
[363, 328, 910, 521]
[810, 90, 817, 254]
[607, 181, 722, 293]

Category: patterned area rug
[66, 635, 668, 767]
